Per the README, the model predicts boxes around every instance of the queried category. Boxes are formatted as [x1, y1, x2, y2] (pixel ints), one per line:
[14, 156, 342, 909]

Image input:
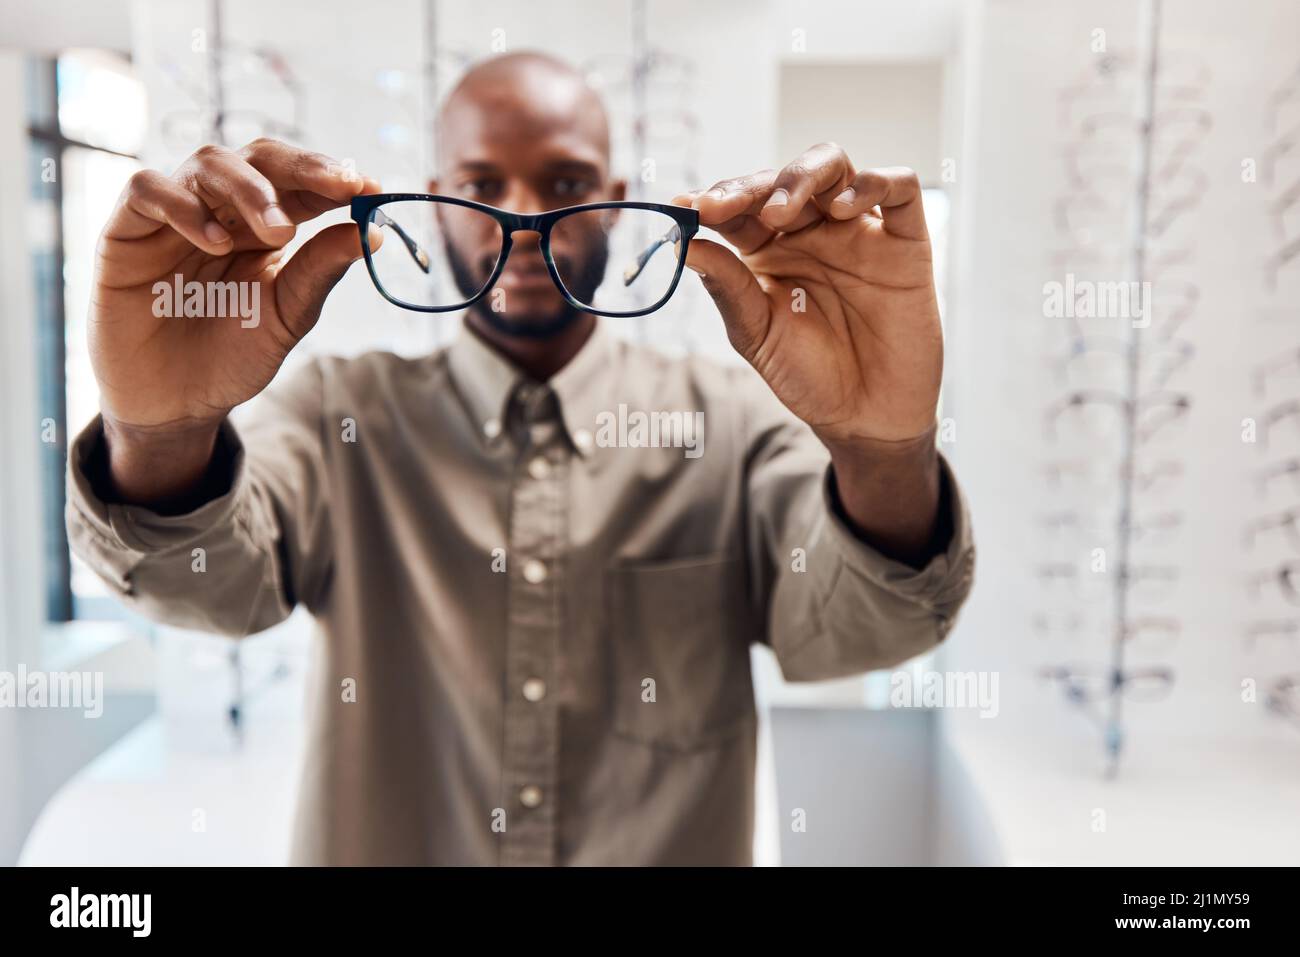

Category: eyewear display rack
[1040, 0, 1202, 776]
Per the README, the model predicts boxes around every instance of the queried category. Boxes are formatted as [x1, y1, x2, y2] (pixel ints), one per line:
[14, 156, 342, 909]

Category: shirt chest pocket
[606, 554, 756, 752]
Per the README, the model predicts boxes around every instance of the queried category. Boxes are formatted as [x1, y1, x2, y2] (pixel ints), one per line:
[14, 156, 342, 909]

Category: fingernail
[203, 221, 232, 245]
[262, 205, 292, 228]
[764, 189, 789, 209]
[707, 188, 726, 200]
[833, 187, 856, 205]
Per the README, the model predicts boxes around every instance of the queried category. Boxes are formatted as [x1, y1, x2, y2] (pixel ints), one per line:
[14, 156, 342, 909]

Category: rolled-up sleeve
[738, 367, 975, 681]
[64, 359, 333, 638]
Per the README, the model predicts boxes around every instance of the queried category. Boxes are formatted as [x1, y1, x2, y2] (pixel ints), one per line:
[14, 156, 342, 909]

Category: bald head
[436, 52, 611, 174]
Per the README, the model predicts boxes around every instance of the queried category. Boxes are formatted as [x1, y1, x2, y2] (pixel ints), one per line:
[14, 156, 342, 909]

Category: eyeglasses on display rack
[1053, 335, 1194, 392]
[1248, 561, 1300, 606]
[1050, 275, 1200, 343]
[1039, 508, 1184, 548]
[1120, 616, 1181, 650]
[1244, 509, 1300, 551]
[1265, 64, 1300, 134]
[1039, 664, 1176, 706]
[1244, 619, 1300, 651]
[1255, 458, 1300, 497]
[1056, 49, 1211, 126]
[1042, 457, 1184, 496]
[1265, 675, 1300, 728]
[1043, 389, 1191, 443]
[1036, 561, 1179, 602]
[1258, 399, 1300, 448]
[1252, 346, 1300, 397]
[1054, 165, 1207, 247]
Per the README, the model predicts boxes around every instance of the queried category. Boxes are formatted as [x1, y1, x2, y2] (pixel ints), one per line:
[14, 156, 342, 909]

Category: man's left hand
[674, 143, 946, 565]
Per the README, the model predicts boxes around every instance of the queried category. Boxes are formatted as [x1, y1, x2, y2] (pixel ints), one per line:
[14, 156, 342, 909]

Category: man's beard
[445, 240, 609, 340]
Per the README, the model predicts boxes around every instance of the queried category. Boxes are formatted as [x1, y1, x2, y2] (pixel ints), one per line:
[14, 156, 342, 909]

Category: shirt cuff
[65, 415, 249, 589]
[818, 452, 975, 614]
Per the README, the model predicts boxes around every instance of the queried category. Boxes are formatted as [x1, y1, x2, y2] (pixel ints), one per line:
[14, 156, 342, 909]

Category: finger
[110, 169, 234, 254]
[177, 144, 297, 246]
[687, 168, 778, 227]
[711, 213, 779, 255]
[683, 237, 771, 359]
[239, 137, 382, 208]
[688, 167, 823, 236]
[276, 186, 376, 224]
[274, 222, 381, 341]
[670, 191, 776, 253]
[760, 142, 856, 230]
[827, 166, 929, 240]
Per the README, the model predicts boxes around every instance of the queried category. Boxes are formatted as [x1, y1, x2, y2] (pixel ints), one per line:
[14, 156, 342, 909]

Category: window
[26, 50, 145, 622]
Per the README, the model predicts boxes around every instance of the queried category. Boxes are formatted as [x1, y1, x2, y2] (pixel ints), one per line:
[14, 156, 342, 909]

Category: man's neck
[465, 312, 596, 382]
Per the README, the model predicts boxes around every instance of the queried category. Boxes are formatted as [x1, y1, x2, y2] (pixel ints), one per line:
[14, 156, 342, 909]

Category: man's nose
[499, 184, 556, 216]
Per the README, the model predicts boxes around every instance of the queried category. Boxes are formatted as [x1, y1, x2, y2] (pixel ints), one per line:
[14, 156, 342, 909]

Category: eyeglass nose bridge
[492, 214, 559, 273]
[498, 211, 554, 237]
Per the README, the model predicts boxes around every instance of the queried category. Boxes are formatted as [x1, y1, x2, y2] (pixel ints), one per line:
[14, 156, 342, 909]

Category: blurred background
[1, 0, 1298, 866]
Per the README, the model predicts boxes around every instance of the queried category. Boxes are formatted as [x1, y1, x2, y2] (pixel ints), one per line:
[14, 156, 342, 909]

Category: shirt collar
[446, 318, 616, 458]
[446, 320, 522, 446]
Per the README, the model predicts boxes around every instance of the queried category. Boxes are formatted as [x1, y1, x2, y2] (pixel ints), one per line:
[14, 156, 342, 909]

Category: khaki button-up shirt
[66, 319, 975, 866]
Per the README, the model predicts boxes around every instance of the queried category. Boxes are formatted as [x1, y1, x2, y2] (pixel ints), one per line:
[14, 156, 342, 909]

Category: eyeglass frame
[1265, 674, 1300, 726]
[350, 193, 700, 318]
[1038, 664, 1175, 706]
[1043, 388, 1191, 443]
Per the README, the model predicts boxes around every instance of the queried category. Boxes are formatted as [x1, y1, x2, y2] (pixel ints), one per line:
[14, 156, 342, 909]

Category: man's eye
[463, 180, 501, 200]
[554, 178, 594, 199]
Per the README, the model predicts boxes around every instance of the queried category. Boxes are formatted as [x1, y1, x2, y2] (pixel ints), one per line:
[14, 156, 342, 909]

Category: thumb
[684, 237, 770, 358]
[275, 222, 382, 340]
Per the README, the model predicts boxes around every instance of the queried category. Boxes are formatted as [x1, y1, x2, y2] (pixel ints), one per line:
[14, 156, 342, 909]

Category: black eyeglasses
[350, 194, 699, 318]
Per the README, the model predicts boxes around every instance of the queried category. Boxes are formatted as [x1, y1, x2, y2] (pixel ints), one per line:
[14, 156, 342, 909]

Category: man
[67, 52, 974, 865]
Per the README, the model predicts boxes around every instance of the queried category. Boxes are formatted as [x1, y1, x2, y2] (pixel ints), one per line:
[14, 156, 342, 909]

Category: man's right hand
[89, 138, 381, 508]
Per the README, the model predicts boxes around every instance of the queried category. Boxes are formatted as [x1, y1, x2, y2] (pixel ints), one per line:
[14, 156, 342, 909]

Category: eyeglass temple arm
[622, 223, 682, 287]
[373, 209, 431, 274]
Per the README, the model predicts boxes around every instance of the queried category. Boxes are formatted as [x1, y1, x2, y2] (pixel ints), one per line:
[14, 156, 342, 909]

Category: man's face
[433, 74, 625, 338]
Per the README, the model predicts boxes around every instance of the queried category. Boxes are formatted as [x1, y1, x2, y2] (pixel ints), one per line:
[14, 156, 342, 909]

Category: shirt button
[527, 456, 551, 480]
[573, 428, 593, 452]
[483, 418, 501, 439]
[519, 785, 543, 809]
[522, 677, 547, 702]
[522, 559, 548, 584]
